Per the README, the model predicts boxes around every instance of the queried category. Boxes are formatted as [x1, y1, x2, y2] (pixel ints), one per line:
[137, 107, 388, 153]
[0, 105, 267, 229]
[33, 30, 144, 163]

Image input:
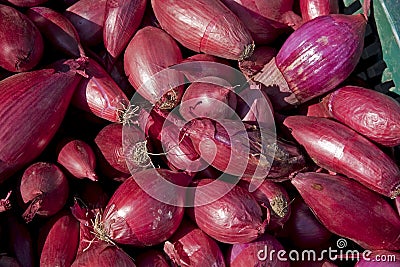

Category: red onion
[0, 57, 86, 183]
[254, 14, 367, 108]
[226, 233, 289, 266]
[185, 118, 306, 179]
[151, 0, 254, 60]
[26, 6, 85, 58]
[292, 172, 400, 250]
[20, 162, 69, 222]
[88, 169, 189, 246]
[38, 211, 80, 267]
[95, 123, 147, 177]
[238, 46, 277, 78]
[164, 220, 226, 267]
[193, 178, 267, 244]
[283, 198, 332, 249]
[180, 78, 237, 121]
[0, 4, 43, 72]
[284, 116, 400, 198]
[0, 191, 12, 213]
[72, 57, 131, 123]
[71, 242, 136, 267]
[4, 0, 48, 7]
[64, 0, 107, 46]
[220, 0, 288, 44]
[239, 179, 291, 229]
[135, 249, 170, 267]
[57, 139, 98, 181]
[0, 256, 20, 267]
[355, 250, 400, 266]
[124, 26, 184, 109]
[318, 86, 400, 147]
[103, 0, 147, 60]
[6, 215, 35, 267]
[300, 0, 339, 21]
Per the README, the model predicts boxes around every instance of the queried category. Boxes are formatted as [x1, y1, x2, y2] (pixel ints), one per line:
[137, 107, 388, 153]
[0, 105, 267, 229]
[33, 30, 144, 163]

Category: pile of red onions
[0, 0, 399, 266]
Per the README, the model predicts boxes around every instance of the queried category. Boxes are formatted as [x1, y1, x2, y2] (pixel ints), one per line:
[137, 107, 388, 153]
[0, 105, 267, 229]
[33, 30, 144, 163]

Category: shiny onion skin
[300, 0, 339, 21]
[284, 116, 400, 198]
[64, 0, 107, 46]
[20, 162, 69, 222]
[254, 14, 366, 107]
[26, 7, 85, 58]
[292, 172, 400, 250]
[355, 250, 400, 266]
[151, 0, 254, 60]
[4, 0, 47, 7]
[124, 26, 184, 109]
[103, 0, 147, 60]
[135, 250, 170, 267]
[38, 211, 79, 267]
[96, 169, 188, 246]
[319, 86, 400, 147]
[0, 4, 43, 72]
[0, 57, 86, 183]
[71, 242, 136, 267]
[226, 233, 289, 267]
[164, 220, 226, 267]
[72, 58, 130, 123]
[193, 179, 267, 244]
[220, 0, 287, 44]
[57, 139, 98, 181]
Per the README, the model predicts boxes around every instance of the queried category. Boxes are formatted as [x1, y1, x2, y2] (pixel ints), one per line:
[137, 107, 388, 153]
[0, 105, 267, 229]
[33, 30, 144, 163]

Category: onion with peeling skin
[57, 139, 98, 181]
[238, 46, 277, 78]
[292, 172, 400, 250]
[0, 4, 43, 72]
[64, 0, 107, 46]
[151, 0, 254, 60]
[193, 178, 267, 244]
[20, 162, 69, 223]
[124, 26, 184, 109]
[164, 220, 226, 267]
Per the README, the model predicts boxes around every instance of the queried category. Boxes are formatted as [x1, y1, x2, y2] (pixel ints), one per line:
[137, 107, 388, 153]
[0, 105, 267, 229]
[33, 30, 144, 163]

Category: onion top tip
[239, 42, 255, 61]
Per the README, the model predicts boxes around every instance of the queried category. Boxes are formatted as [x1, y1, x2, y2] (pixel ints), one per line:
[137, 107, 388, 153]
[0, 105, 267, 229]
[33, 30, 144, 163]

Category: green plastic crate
[342, 0, 400, 97]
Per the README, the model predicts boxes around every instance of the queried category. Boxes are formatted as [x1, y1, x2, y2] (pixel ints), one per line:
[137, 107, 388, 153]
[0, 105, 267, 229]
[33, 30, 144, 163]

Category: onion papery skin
[164, 220, 226, 267]
[20, 162, 69, 222]
[135, 249, 170, 267]
[193, 178, 266, 244]
[275, 14, 366, 104]
[38, 211, 80, 267]
[0, 4, 43, 72]
[355, 250, 400, 266]
[124, 26, 184, 109]
[27, 6, 84, 58]
[0, 57, 85, 183]
[284, 116, 400, 198]
[292, 172, 400, 250]
[72, 57, 130, 123]
[220, 0, 288, 44]
[320, 86, 400, 147]
[5, 0, 48, 7]
[64, 0, 107, 46]
[300, 0, 339, 22]
[100, 169, 188, 246]
[239, 46, 277, 78]
[71, 242, 136, 267]
[151, 0, 254, 60]
[103, 0, 147, 60]
[226, 233, 290, 267]
[57, 139, 98, 181]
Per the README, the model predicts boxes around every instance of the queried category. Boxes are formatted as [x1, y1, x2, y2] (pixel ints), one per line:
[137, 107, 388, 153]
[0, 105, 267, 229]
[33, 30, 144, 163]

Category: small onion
[226, 233, 289, 267]
[194, 178, 267, 244]
[20, 162, 69, 222]
[0, 4, 43, 72]
[57, 139, 98, 181]
[164, 220, 226, 267]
